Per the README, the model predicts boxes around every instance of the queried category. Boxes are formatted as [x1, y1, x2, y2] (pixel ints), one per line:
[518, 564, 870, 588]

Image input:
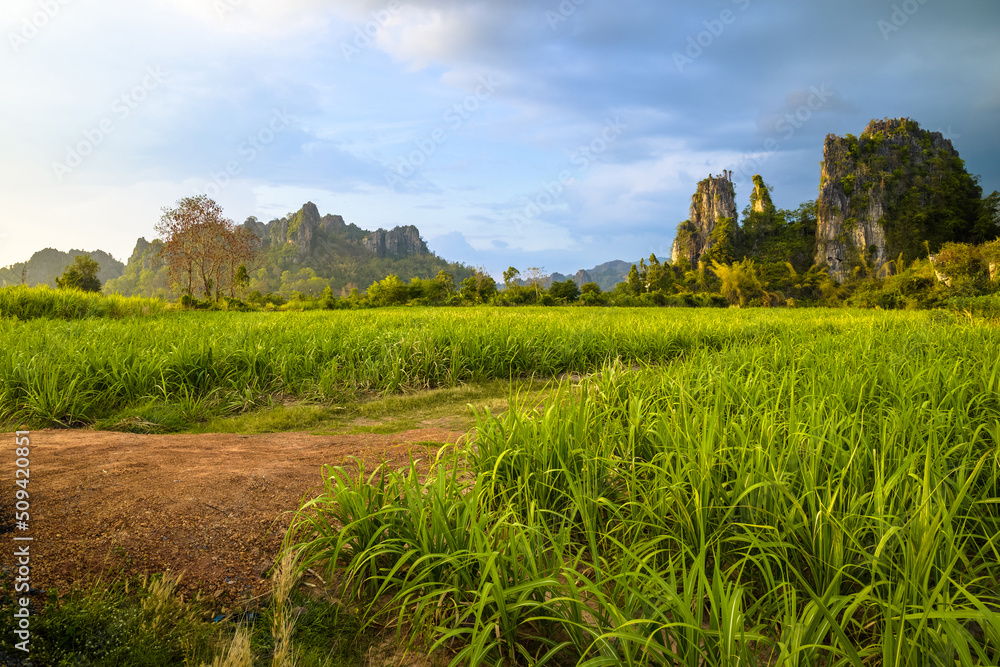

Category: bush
[933, 243, 986, 283]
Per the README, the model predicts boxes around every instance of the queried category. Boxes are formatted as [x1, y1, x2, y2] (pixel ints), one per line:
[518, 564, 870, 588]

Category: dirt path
[1, 428, 465, 611]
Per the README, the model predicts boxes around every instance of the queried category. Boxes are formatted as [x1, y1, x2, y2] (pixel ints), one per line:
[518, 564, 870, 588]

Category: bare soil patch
[2, 428, 465, 610]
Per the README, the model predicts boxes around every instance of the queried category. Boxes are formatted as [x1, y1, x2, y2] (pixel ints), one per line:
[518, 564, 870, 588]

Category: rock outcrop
[126, 238, 166, 271]
[749, 174, 774, 215]
[815, 118, 982, 281]
[362, 226, 429, 259]
[287, 202, 322, 262]
[671, 172, 737, 265]
[239, 202, 369, 260]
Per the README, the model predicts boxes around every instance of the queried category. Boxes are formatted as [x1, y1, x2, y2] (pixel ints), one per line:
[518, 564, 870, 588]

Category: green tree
[55, 255, 102, 292]
[435, 270, 455, 296]
[579, 282, 605, 306]
[233, 264, 250, 299]
[503, 266, 520, 291]
[975, 190, 1000, 242]
[700, 216, 737, 266]
[626, 264, 642, 295]
[477, 273, 498, 303]
[459, 269, 497, 304]
[367, 274, 410, 306]
[549, 279, 580, 303]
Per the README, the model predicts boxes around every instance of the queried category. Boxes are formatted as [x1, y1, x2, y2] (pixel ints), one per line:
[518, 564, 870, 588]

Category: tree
[367, 274, 409, 306]
[220, 227, 258, 299]
[523, 266, 546, 301]
[233, 264, 250, 299]
[579, 281, 604, 306]
[56, 255, 102, 292]
[155, 195, 258, 300]
[503, 266, 521, 291]
[626, 264, 642, 295]
[700, 216, 737, 266]
[459, 268, 497, 304]
[974, 190, 1000, 242]
[477, 273, 498, 303]
[434, 270, 455, 297]
[549, 279, 580, 302]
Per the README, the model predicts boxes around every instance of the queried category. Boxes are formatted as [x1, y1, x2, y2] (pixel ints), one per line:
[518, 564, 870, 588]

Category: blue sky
[1, 0, 998, 277]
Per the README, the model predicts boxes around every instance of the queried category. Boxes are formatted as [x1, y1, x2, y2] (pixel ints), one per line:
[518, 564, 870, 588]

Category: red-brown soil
[2, 428, 465, 611]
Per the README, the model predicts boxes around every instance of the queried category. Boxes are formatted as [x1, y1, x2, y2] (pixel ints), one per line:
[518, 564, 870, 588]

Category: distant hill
[544, 260, 631, 292]
[106, 202, 475, 298]
[0, 248, 124, 288]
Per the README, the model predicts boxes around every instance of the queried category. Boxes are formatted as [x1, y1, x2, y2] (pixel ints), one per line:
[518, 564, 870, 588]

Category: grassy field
[2, 306, 1000, 664]
[0, 306, 889, 430]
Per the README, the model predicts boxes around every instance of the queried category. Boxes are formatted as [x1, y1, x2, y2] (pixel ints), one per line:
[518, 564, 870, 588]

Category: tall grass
[2, 307, 887, 429]
[0, 285, 170, 320]
[287, 314, 1000, 665]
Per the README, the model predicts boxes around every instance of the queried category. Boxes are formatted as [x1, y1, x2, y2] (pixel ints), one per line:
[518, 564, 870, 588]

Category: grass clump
[0, 574, 215, 666]
[0, 571, 370, 667]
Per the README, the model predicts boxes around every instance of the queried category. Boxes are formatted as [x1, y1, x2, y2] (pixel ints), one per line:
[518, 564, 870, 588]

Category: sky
[1, 0, 998, 278]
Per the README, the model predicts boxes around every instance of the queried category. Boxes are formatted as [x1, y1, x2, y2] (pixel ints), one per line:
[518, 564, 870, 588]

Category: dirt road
[1, 428, 465, 610]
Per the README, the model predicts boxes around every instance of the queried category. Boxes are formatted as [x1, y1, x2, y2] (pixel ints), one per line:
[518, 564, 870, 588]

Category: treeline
[198, 235, 998, 315]
[6, 241, 999, 319]
[17, 192, 1000, 315]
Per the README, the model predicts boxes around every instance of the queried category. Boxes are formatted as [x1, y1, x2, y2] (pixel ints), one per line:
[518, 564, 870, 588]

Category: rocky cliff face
[815, 118, 982, 281]
[241, 201, 431, 263]
[127, 238, 166, 271]
[287, 202, 321, 262]
[362, 226, 429, 259]
[750, 174, 774, 215]
[238, 202, 432, 275]
[671, 173, 737, 265]
[544, 268, 595, 289]
[241, 202, 364, 259]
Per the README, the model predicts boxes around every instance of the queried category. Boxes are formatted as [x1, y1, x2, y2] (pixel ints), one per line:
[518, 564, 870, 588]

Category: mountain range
[0, 202, 626, 297]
